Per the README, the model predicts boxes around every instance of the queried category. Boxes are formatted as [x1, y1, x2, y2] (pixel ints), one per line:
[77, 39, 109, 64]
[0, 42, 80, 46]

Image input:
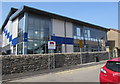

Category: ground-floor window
[17, 43, 23, 54]
[73, 42, 103, 52]
[74, 44, 80, 52]
[27, 40, 49, 54]
[54, 44, 62, 53]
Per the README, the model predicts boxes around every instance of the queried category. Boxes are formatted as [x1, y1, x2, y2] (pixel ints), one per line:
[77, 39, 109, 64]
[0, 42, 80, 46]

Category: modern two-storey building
[1, 6, 109, 55]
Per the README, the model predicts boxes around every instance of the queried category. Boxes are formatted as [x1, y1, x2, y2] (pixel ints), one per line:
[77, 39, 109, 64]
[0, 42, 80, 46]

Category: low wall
[2, 51, 109, 75]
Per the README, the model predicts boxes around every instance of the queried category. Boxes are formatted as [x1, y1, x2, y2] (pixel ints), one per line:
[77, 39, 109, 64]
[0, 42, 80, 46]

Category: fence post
[53, 53, 55, 69]
[48, 54, 51, 69]
[80, 52, 82, 64]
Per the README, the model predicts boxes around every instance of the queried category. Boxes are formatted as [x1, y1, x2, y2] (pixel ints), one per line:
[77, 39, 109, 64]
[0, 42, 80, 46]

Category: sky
[0, 2, 118, 30]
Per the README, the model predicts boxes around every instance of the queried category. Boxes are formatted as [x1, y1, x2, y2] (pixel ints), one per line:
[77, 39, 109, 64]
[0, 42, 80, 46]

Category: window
[73, 25, 83, 52]
[27, 40, 33, 54]
[17, 16, 24, 54]
[88, 30, 90, 38]
[18, 16, 24, 43]
[33, 40, 40, 54]
[77, 28, 81, 37]
[18, 16, 24, 33]
[54, 44, 62, 53]
[74, 44, 80, 52]
[106, 61, 120, 72]
[18, 32, 23, 43]
[84, 29, 90, 38]
[17, 43, 23, 54]
[73, 25, 83, 39]
[90, 28, 106, 43]
[73, 27, 77, 36]
[27, 14, 51, 54]
[74, 36, 77, 39]
[34, 17, 39, 26]
[28, 16, 34, 26]
[34, 31, 40, 39]
[28, 30, 33, 39]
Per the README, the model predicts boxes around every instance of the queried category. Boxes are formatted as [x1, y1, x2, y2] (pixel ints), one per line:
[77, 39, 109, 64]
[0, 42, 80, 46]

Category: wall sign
[48, 41, 56, 50]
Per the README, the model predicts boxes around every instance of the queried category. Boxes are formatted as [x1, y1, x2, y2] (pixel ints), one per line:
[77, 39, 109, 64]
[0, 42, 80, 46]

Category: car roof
[108, 57, 120, 62]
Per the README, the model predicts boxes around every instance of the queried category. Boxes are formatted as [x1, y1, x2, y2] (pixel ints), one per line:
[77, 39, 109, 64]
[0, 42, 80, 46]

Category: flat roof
[1, 5, 109, 32]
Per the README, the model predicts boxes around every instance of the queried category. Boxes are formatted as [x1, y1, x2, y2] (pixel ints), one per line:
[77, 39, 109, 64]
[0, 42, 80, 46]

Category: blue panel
[7, 32, 10, 39]
[9, 35, 12, 42]
[51, 36, 64, 44]
[65, 38, 74, 45]
[51, 36, 74, 45]
[57, 37, 64, 44]
[12, 37, 18, 46]
[23, 32, 28, 42]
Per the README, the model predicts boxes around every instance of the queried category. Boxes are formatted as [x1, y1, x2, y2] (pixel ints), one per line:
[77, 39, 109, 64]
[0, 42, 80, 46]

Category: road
[9, 64, 104, 82]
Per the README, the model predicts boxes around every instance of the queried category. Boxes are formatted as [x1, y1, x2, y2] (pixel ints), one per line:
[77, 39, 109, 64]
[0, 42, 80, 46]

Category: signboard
[48, 41, 56, 50]
[79, 40, 83, 48]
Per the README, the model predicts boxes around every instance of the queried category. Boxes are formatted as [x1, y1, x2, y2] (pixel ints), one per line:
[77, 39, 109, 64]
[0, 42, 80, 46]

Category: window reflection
[27, 14, 51, 54]
[17, 43, 23, 54]
[33, 40, 40, 54]
[77, 27, 81, 37]
[17, 15, 24, 54]
[27, 40, 33, 54]
[34, 31, 39, 39]
[18, 16, 24, 32]
[28, 30, 33, 39]
[73, 25, 107, 52]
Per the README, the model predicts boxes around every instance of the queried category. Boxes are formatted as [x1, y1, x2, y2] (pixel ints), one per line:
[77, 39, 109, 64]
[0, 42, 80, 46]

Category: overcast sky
[1, 2, 118, 30]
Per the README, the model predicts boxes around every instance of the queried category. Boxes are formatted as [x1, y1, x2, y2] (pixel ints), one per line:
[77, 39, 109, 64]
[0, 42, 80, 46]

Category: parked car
[100, 57, 120, 84]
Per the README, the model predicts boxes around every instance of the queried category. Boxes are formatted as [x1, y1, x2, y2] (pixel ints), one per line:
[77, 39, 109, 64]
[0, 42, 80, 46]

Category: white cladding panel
[62, 44, 73, 53]
[12, 18, 18, 39]
[52, 19, 65, 37]
[62, 44, 65, 53]
[2, 20, 11, 47]
[66, 22, 73, 38]
[66, 45, 73, 52]
[6, 21, 11, 45]
[52, 19, 73, 53]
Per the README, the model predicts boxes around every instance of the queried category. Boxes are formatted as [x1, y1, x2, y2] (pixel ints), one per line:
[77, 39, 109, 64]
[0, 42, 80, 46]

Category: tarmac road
[8, 64, 104, 82]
